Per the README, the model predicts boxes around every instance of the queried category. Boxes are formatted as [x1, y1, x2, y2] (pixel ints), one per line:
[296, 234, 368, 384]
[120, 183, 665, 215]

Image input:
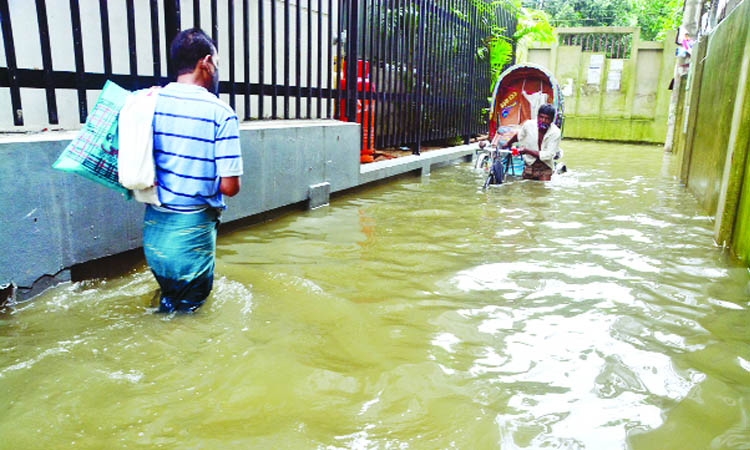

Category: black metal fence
[0, 0, 515, 154]
[559, 32, 632, 59]
[357, 0, 517, 152]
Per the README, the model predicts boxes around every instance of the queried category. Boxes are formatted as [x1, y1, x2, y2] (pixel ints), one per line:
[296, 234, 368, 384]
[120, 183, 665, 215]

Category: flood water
[2, 140, 750, 449]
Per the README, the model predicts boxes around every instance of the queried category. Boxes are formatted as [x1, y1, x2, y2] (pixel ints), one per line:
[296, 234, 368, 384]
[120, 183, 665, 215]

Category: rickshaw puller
[501, 104, 561, 181]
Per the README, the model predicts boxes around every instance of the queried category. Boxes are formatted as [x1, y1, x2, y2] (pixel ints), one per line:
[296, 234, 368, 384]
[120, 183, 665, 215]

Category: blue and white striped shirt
[152, 82, 243, 211]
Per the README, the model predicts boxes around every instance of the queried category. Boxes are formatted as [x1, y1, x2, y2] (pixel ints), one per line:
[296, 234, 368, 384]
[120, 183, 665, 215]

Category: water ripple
[2, 141, 750, 449]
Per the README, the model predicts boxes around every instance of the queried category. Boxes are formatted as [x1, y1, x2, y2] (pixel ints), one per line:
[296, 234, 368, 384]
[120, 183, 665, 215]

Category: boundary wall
[521, 27, 676, 143]
[0, 121, 475, 300]
[671, 0, 750, 263]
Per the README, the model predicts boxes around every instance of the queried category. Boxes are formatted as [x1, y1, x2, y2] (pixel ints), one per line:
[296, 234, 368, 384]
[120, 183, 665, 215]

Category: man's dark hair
[538, 104, 556, 120]
[170, 28, 216, 76]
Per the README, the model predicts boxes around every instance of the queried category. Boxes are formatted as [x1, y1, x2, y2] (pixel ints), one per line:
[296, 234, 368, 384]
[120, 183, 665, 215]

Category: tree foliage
[633, 0, 683, 40]
[471, 0, 555, 91]
[513, 7, 556, 45]
[525, 0, 683, 41]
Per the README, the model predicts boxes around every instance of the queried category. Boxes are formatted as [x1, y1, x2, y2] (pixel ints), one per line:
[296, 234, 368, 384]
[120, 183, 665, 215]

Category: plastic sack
[52, 81, 130, 194]
[522, 90, 548, 121]
[507, 155, 525, 175]
[118, 87, 160, 205]
[492, 125, 520, 147]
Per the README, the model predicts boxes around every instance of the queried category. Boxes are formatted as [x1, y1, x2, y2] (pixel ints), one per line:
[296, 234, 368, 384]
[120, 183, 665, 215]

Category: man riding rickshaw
[476, 63, 566, 184]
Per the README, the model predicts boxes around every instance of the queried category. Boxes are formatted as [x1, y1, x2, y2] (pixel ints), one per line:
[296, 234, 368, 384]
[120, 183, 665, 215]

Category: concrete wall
[672, 74, 688, 164]
[0, 121, 476, 300]
[0, 120, 359, 299]
[671, 0, 750, 263]
[0, 0, 338, 131]
[521, 27, 676, 143]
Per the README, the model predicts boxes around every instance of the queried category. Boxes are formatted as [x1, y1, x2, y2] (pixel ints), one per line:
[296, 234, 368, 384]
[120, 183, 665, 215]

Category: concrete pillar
[420, 164, 431, 177]
[714, 28, 750, 246]
[308, 182, 331, 209]
[624, 28, 641, 121]
[678, 37, 708, 185]
[664, 0, 703, 152]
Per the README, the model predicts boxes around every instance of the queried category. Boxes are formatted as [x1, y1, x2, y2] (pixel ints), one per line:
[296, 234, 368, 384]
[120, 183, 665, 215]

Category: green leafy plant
[633, 0, 683, 40]
[513, 8, 556, 46]
[532, 0, 683, 41]
[483, 28, 513, 90]
[472, 0, 554, 91]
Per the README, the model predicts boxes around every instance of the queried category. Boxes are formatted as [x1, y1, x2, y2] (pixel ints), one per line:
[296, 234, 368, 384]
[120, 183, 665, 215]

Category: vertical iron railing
[368, 0, 516, 149]
[245, 0, 253, 120]
[327, 0, 334, 118]
[271, 0, 279, 118]
[295, 0, 301, 118]
[164, 0, 180, 78]
[559, 31, 633, 59]
[228, 0, 236, 109]
[0, 0, 514, 157]
[35, 0, 57, 125]
[284, 0, 291, 119]
[69, 0, 87, 124]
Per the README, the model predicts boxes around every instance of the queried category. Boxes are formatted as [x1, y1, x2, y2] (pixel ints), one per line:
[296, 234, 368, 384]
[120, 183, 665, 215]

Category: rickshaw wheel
[475, 153, 491, 171]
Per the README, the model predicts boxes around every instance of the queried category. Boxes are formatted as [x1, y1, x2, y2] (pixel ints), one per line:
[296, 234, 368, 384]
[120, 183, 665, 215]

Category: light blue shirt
[152, 83, 243, 211]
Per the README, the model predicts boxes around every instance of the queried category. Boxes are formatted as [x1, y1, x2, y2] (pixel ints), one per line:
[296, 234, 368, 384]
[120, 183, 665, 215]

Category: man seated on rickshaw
[497, 104, 561, 181]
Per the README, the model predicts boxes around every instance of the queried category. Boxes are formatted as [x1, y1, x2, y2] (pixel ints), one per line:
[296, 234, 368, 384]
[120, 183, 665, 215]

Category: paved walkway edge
[359, 144, 477, 185]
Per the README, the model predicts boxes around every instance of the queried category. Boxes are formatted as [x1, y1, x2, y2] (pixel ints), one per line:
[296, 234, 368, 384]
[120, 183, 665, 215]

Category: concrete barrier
[671, 0, 750, 263]
[521, 27, 676, 144]
[0, 120, 477, 300]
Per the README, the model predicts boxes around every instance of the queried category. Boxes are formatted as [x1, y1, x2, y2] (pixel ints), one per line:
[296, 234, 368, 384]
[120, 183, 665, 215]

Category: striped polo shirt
[152, 82, 243, 211]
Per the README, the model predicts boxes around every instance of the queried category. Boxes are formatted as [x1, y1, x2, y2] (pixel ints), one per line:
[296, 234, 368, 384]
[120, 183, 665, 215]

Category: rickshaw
[476, 63, 565, 185]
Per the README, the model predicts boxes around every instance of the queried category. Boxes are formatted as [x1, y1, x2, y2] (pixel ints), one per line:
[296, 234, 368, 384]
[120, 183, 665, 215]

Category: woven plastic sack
[52, 81, 131, 194]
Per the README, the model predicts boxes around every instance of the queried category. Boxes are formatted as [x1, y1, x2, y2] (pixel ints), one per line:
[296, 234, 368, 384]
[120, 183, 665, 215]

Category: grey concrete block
[222, 120, 360, 223]
[1, 124, 475, 300]
[308, 182, 331, 209]
[17, 269, 71, 301]
[359, 144, 477, 185]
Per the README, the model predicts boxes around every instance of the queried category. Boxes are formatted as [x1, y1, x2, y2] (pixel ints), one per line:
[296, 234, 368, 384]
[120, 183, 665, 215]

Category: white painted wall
[0, 0, 339, 131]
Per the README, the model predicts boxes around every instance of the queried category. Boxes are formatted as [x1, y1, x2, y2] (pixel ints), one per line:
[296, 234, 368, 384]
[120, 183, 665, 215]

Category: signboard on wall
[607, 60, 624, 91]
[587, 55, 604, 85]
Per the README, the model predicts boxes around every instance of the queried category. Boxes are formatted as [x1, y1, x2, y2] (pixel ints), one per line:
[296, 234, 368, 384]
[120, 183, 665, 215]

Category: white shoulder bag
[118, 87, 161, 205]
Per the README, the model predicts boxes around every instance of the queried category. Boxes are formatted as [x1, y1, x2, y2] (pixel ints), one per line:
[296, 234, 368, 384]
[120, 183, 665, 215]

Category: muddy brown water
[2, 141, 749, 448]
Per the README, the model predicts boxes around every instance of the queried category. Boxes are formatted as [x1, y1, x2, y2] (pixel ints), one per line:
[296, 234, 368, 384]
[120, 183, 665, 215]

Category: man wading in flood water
[144, 28, 243, 313]
[501, 104, 561, 181]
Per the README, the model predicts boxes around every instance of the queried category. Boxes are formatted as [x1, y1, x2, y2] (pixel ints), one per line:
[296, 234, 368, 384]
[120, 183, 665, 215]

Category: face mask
[538, 120, 550, 131]
[210, 67, 220, 96]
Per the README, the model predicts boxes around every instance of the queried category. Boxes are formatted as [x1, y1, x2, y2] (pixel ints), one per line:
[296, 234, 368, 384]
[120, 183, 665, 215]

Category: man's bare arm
[220, 176, 241, 197]
[502, 134, 519, 149]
